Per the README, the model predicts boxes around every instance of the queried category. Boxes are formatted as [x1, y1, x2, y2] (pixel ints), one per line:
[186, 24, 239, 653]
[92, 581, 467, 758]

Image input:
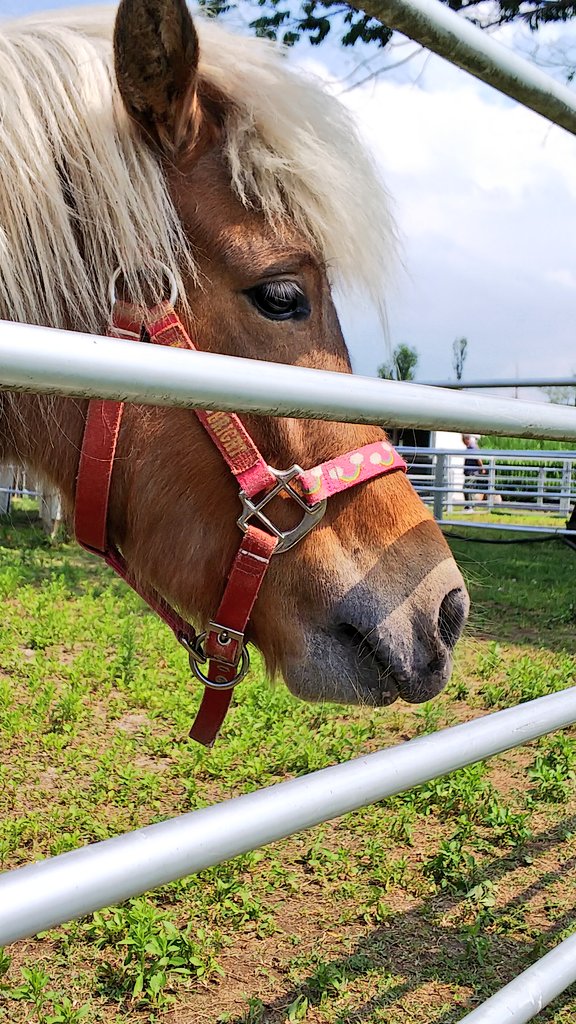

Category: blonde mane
[0, 5, 395, 333]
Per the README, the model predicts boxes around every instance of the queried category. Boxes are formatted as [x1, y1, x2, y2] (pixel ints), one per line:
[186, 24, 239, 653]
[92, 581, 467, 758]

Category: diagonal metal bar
[350, 0, 576, 134]
[1, 687, 576, 946]
[457, 930, 576, 1023]
[1, 320, 576, 441]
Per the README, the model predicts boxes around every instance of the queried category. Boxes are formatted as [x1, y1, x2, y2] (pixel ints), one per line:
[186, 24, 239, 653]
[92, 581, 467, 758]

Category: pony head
[0, 0, 468, 710]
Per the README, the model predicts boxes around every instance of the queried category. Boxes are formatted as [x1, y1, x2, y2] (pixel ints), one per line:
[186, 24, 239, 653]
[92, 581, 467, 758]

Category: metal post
[433, 453, 446, 520]
[0, 467, 12, 515]
[2, 321, 576, 441]
[537, 464, 545, 511]
[1, 688, 576, 946]
[457, 931, 576, 1023]
[560, 461, 572, 516]
[487, 457, 496, 511]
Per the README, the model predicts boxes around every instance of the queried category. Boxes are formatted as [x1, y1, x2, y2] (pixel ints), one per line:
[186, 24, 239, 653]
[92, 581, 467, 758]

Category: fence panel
[0, 467, 62, 534]
[1, 688, 576, 947]
[400, 447, 576, 529]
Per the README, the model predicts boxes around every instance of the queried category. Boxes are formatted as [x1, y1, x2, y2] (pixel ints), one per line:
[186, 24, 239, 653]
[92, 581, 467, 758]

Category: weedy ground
[0, 505, 575, 1024]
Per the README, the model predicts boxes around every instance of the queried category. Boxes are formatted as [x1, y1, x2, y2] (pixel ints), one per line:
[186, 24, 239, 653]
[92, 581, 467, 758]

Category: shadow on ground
[221, 815, 576, 1024]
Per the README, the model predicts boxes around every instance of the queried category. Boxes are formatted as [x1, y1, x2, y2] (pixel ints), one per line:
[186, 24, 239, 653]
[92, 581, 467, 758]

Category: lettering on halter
[206, 412, 251, 460]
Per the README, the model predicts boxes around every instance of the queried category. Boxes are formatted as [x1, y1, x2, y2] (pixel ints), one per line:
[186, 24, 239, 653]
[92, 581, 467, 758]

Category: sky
[298, 21, 576, 385]
[7, 0, 576, 389]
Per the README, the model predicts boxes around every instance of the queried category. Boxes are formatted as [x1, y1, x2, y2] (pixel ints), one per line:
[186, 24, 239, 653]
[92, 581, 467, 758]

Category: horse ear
[114, 0, 201, 154]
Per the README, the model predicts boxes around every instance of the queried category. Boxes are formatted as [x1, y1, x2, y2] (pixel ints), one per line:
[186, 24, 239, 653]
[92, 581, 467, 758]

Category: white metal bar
[353, 0, 576, 134]
[441, 520, 575, 535]
[420, 485, 574, 499]
[400, 449, 576, 458]
[433, 452, 446, 520]
[457, 931, 576, 1023]
[2, 321, 576, 441]
[1, 688, 576, 946]
[0, 467, 12, 515]
[415, 379, 576, 389]
[0, 488, 39, 498]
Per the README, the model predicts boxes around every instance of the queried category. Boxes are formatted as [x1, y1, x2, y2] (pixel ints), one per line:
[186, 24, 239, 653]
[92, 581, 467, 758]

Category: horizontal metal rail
[412, 485, 573, 499]
[353, 0, 576, 135]
[2, 321, 576, 441]
[442, 520, 575, 535]
[401, 448, 576, 459]
[0, 487, 38, 497]
[416, 379, 576, 390]
[1, 688, 576, 946]
[457, 930, 576, 1023]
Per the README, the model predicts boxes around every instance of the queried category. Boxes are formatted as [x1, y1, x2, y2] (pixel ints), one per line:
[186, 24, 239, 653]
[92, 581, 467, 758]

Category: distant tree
[378, 343, 419, 381]
[541, 384, 576, 406]
[452, 337, 468, 381]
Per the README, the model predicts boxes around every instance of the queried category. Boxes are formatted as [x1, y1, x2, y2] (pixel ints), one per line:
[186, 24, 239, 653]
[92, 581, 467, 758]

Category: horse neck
[0, 393, 85, 513]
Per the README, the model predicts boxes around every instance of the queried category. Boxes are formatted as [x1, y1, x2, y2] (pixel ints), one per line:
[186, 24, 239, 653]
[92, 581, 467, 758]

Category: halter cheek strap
[75, 300, 407, 747]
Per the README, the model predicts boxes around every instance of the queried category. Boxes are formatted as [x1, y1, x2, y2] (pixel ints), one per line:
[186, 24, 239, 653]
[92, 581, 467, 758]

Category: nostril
[333, 622, 394, 671]
[438, 587, 468, 650]
[333, 622, 374, 661]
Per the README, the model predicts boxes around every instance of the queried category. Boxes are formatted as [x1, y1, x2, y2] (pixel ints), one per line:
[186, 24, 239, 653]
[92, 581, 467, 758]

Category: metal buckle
[204, 623, 245, 651]
[237, 465, 327, 554]
[178, 629, 250, 690]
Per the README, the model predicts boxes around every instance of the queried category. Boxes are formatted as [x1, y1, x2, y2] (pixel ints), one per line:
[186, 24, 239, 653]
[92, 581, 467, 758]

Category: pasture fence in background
[5, 448, 576, 538]
[0, 465, 62, 535]
[2, 0, 576, 1015]
[399, 446, 576, 530]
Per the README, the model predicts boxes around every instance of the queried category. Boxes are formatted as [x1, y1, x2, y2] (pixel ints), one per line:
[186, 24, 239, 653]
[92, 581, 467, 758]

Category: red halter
[75, 298, 407, 746]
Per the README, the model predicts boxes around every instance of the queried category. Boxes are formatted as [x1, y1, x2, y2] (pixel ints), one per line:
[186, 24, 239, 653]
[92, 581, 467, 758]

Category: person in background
[462, 434, 487, 509]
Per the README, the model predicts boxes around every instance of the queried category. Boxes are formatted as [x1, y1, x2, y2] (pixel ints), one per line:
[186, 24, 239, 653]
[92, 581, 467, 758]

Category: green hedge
[479, 436, 575, 452]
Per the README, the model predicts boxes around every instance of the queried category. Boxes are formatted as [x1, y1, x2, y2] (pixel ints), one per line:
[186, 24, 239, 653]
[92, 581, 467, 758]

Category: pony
[0, 0, 468, 715]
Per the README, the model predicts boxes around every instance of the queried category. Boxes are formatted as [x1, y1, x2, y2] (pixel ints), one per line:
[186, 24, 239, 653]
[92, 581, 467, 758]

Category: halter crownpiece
[75, 268, 407, 746]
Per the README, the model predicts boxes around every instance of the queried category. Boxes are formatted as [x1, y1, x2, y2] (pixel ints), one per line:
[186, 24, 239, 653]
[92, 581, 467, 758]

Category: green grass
[479, 436, 576, 452]
[0, 508, 575, 1023]
[446, 510, 569, 526]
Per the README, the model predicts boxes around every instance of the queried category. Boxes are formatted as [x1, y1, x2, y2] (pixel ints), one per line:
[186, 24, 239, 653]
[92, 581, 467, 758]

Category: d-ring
[188, 641, 250, 690]
[108, 260, 179, 310]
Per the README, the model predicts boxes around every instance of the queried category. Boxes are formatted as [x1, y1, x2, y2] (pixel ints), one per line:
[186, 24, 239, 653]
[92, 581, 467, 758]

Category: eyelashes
[245, 280, 310, 321]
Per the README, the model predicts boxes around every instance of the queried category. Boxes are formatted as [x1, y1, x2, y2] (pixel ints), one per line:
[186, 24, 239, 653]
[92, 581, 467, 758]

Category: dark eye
[245, 281, 310, 321]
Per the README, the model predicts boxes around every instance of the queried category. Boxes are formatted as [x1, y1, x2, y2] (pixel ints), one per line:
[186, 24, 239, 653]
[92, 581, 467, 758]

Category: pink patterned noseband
[75, 299, 407, 746]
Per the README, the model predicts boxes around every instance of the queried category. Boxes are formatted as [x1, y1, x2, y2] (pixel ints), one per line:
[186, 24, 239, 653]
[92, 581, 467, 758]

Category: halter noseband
[75, 285, 407, 746]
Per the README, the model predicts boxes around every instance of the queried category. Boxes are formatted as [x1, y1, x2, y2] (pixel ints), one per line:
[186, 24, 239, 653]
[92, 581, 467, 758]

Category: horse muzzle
[284, 560, 469, 707]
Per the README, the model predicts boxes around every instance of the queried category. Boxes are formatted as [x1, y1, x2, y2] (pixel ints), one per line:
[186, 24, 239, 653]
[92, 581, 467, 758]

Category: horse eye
[245, 281, 310, 321]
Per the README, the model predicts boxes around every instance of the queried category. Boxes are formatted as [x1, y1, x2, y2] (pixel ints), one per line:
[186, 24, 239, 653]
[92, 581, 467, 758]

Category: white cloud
[545, 269, 576, 289]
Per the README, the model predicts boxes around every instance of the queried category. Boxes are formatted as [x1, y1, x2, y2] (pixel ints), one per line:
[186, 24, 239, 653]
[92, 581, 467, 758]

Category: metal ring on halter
[187, 633, 251, 690]
[108, 261, 179, 310]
